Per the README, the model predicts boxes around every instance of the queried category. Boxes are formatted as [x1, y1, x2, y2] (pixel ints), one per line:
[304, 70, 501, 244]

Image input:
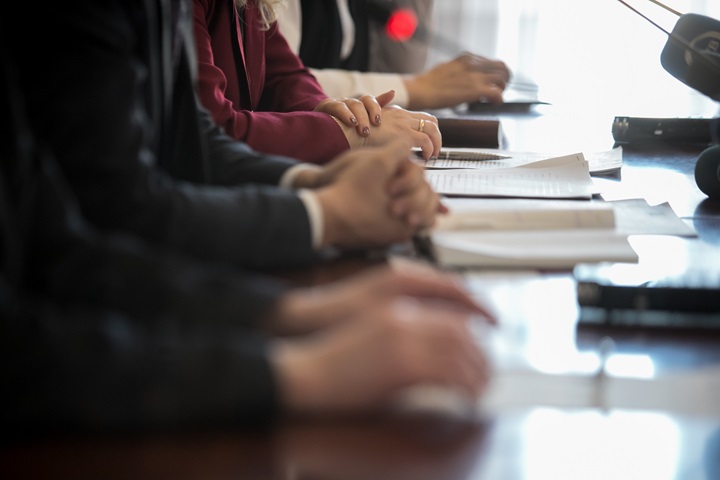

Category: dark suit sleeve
[10, 1, 319, 271]
[1, 297, 281, 437]
[1, 129, 285, 440]
[0, 3, 287, 437]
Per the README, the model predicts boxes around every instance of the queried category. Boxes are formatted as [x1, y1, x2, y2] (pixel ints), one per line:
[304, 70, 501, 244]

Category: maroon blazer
[193, 0, 350, 164]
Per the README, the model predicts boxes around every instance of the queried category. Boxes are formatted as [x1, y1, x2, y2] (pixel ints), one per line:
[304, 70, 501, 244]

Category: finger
[402, 310, 489, 393]
[419, 114, 442, 156]
[317, 99, 359, 128]
[390, 183, 437, 229]
[449, 342, 491, 397]
[475, 84, 505, 104]
[375, 90, 396, 107]
[412, 117, 441, 159]
[438, 199, 450, 214]
[375, 138, 416, 178]
[425, 324, 489, 397]
[358, 94, 383, 126]
[387, 163, 431, 222]
[481, 60, 511, 81]
[392, 267, 498, 322]
[480, 72, 509, 91]
[343, 98, 372, 136]
[462, 55, 511, 78]
[387, 159, 424, 197]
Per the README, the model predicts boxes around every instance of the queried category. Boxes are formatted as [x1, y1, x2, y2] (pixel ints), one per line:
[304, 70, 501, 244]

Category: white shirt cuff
[279, 163, 323, 190]
[296, 189, 324, 249]
[309, 69, 410, 108]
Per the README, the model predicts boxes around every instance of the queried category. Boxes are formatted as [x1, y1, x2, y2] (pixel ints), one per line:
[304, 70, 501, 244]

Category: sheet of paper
[425, 153, 595, 199]
[415, 147, 622, 174]
[479, 366, 720, 418]
[435, 198, 616, 231]
[396, 366, 720, 420]
[610, 199, 697, 236]
[431, 229, 639, 269]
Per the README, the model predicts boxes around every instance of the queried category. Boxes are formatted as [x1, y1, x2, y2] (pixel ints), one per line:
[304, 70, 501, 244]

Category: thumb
[375, 90, 396, 107]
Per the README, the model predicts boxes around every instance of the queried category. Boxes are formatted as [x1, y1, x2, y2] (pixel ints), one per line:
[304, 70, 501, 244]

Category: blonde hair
[236, 0, 285, 29]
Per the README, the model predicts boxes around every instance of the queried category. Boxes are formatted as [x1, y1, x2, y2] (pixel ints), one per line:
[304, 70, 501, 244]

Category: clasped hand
[293, 139, 446, 248]
[315, 90, 441, 160]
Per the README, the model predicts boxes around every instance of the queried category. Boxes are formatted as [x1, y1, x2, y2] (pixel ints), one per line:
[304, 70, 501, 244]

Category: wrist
[290, 168, 321, 189]
[401, 74, 426, 111]
[315, 186, 350, 248]
[331, 115, 366, 150]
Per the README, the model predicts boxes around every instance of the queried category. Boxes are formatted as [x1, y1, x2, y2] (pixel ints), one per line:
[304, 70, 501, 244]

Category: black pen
[411, 230, 437, 264]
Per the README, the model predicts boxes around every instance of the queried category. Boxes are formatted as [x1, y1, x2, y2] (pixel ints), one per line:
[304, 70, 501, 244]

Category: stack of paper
[429, 198, 638, 269]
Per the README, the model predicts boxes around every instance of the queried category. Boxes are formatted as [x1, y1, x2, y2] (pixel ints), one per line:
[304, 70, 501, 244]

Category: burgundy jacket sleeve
[192, 0, 350, 164]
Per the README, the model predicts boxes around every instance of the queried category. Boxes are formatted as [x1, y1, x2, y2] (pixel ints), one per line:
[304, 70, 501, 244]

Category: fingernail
[350, 116, 358, 125]
[375, 114, 381, 125]
[362, 126, 370, 136]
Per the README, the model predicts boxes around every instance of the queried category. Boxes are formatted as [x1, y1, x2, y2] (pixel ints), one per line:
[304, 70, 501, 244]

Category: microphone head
[385, 8, 417, 41]
[694, 145, 720, 199]
[660, 13, 720, 101]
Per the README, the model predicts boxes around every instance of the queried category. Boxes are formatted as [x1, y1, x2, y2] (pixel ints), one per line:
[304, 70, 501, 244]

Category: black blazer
[7, 0, 319, 271]
[1, 26, 287, 435]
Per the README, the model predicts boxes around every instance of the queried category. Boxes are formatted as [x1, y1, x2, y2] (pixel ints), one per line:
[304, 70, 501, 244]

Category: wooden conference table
[3, 107, 720, 480]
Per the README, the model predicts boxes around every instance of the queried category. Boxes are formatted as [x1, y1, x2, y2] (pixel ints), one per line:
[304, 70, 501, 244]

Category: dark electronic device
[612, 116, 716, 144]
[575, 263, 720, 331]
[617, 0, 720, 199]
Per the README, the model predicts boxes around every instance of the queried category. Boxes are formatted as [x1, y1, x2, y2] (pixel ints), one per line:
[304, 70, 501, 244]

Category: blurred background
[428, 0, 720, 118]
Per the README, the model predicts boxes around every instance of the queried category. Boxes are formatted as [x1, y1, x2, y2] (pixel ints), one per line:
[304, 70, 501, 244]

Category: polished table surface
[3, 108, 720, 480]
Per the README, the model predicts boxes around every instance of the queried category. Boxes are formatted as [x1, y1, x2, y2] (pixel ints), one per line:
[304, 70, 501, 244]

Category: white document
[416, 147, 623, 174]
[430, 229, 639, 269]
[610, 199, 697, 236]
[478, 367, 720, 418]
[436, 198, 616, 231]
[397, 367, 720, 419]
[425, 153, 595, 200]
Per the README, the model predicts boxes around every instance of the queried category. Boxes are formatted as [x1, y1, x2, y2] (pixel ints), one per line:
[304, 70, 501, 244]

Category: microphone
[616, 1, 720, 100]
[695, 145, 720, 200]
[617, 0, 720, 199]
[660, 13, 720, 102]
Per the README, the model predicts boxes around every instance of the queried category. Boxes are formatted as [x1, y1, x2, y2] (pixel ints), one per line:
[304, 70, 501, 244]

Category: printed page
[415, 147, 623, 174]
[425, 154, 595, 199]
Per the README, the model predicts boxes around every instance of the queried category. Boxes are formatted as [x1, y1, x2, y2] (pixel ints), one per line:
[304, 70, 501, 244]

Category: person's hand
[272, 296, 491, 414]
[403, 52, 511, 110]
[323, 90, 441, 160]
[314, 140, 443, 248]
[315, 91, 395, 138]
[364, 105, 441, 160]
[288, 139, 446, 228]
[269, 264, 497, 335]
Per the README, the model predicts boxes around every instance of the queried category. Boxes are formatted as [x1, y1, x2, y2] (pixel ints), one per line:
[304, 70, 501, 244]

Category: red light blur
[385, 9, 418, 41]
